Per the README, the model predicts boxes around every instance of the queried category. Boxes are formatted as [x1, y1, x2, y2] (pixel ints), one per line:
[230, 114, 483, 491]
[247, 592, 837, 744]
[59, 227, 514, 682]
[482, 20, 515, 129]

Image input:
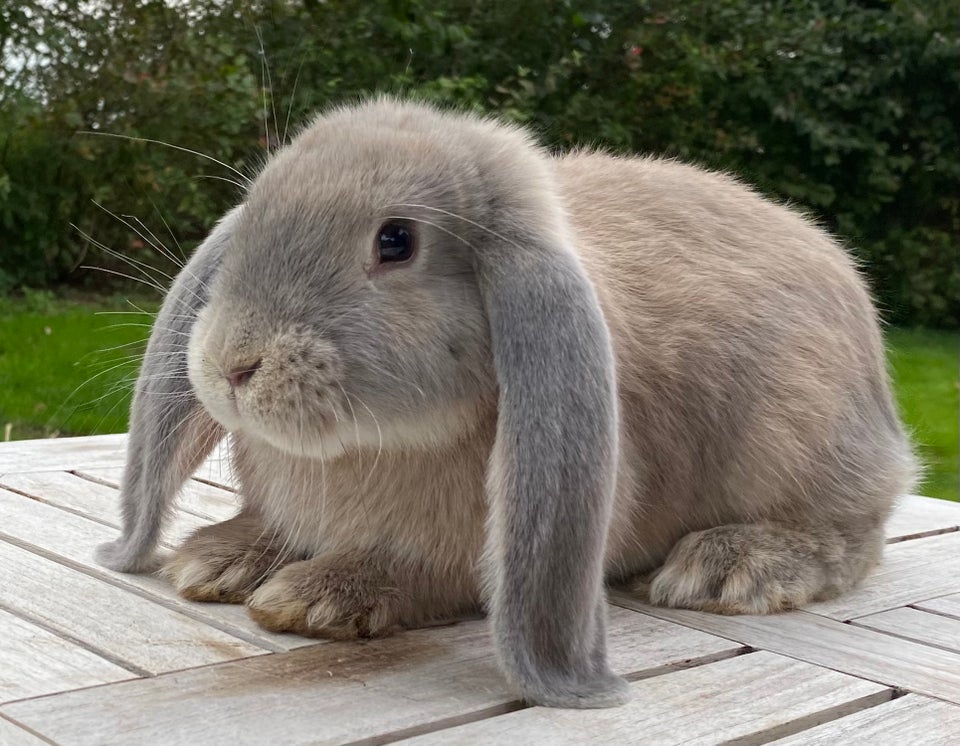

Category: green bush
[1, 0, 956, 326]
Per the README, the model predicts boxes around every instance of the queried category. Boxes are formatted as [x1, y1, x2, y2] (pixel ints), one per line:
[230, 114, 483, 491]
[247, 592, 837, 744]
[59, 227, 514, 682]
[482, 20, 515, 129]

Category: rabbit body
[100, 100, 915, 707]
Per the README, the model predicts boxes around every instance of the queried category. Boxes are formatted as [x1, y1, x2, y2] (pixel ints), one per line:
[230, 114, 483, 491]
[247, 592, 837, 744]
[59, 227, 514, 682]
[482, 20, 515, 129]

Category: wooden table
[1, 434, 959, 745]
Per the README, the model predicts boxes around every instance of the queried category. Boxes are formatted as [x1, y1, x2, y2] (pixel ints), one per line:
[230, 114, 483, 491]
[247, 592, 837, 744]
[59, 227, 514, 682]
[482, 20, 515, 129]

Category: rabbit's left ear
[474, 205, 629, 708]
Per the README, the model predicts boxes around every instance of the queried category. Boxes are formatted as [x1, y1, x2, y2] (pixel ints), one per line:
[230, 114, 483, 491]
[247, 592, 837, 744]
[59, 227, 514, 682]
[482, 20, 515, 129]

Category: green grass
[0, 290, 160, 440]
[887, 328, 959, 501]
[1, 293, 957, 500]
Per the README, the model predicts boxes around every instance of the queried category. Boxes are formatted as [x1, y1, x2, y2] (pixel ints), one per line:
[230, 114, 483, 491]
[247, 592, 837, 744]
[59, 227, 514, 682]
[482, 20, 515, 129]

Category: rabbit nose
[226, 359, 262, 389]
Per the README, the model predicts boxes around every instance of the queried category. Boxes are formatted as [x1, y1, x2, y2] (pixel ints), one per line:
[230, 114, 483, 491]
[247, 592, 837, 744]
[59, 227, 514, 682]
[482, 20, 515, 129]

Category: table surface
[1, 434, 959, 745]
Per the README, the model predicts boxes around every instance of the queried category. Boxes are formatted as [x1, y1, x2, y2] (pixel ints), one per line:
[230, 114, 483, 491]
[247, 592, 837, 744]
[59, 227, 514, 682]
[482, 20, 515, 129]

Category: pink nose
[226, 359, 261, 390]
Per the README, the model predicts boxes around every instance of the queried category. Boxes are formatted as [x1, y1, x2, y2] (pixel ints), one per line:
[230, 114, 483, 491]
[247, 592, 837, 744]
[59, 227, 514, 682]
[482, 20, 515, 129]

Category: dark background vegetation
[1, 0, 957, 327]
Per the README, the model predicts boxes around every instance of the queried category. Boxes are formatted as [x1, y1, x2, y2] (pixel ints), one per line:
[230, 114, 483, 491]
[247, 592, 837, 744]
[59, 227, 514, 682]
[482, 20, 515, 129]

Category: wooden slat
[0, 472, 213, 546]
[886, 494, 960, 542]
[806, 531, 960, 620]
[916, 592, 960, 621]
[0, 608, 133, 703]
[0, 487, 318, 652]
[769, 694, 960, 744]
[854, 606, 960, 653]
[0, 539, 265, 675]
[193, 441, 237, 490]
[0, 715, 50, 746]
[77, 467, 239, 524]
[402, 652, 890, 746]
[0, 434, 128, 473]
[613, 595, 960, 705]
[0, 608, 744, 746]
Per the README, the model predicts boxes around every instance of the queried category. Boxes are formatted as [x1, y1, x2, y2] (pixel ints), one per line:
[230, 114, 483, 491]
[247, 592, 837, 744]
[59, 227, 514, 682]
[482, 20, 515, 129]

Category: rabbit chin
[213, 396, 490, 462]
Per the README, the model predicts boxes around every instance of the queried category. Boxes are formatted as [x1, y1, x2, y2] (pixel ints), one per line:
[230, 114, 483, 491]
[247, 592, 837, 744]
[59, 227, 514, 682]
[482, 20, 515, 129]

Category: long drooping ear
[95, 208, 239, 573]
[476, 202, 629, 708]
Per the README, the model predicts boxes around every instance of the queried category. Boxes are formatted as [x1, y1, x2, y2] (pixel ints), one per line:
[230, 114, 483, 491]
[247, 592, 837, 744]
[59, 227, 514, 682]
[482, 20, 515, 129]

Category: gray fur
[94, 209, 238, 572]
[98, 99, 915, 708]
[479, 221, 627, 706]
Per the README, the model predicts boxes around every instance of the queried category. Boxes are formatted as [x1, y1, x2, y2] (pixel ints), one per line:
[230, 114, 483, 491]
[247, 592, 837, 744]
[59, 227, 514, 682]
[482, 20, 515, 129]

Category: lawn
[886, 327, 959, 501]
[1, 293, 956, 500]
[0, 291, 159, 441]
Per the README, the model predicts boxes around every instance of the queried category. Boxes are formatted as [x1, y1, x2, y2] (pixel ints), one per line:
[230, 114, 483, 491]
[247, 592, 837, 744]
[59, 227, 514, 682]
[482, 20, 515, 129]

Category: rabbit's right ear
[95, 209, 239, 573]
[473, 189, 629, 707]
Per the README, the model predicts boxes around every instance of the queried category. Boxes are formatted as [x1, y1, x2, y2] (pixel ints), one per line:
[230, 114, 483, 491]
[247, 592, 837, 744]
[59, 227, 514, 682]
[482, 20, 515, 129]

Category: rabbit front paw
[246, 554, 408, 639]
[164, 515, 292, 603]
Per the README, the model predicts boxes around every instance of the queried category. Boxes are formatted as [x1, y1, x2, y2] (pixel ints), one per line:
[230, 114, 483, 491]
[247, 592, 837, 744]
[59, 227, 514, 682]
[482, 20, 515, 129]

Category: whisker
[80, 265, 166, 296]
[149, 197, 188, 266]
[79, 131, 251, 185]
[389, 203, 525, 252]
[281, 57, 306, 146]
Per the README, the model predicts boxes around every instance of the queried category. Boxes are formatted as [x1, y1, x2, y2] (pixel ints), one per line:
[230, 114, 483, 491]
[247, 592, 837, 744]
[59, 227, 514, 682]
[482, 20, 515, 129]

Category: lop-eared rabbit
[97, 99, 915, 708]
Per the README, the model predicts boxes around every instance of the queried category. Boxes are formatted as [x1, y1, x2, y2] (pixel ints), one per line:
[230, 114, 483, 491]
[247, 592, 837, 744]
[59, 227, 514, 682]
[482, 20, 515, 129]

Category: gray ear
[95, 209, 238, 573]
[478, 223, 629, 707]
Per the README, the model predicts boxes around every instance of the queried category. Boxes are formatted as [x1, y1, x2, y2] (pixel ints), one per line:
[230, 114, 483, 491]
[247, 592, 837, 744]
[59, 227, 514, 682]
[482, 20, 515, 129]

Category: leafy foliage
[1, 0, 956, 326]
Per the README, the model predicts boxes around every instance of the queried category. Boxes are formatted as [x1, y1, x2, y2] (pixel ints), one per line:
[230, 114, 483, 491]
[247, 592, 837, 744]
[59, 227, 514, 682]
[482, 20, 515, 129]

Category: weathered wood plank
[402, 652, 890, 746]
[0, 487, 318, 652]
[0, 472, 212, 546]
[806, 531, 960, 620]
[0, 434, 127, 473]
[0, 539, 266, 675]
[76, 467, 239, 524]
[916, 592, 960, 621]
[886, 494, 960, 542]
[613, 595, 960, 705]
[769, 694, 960, 744]
[853, 606, 960, 654]
[194, 441, 237, 490]
[0, 608, 744, 746]
[0, 715, 50, 746]
[0, 608, 133, 704]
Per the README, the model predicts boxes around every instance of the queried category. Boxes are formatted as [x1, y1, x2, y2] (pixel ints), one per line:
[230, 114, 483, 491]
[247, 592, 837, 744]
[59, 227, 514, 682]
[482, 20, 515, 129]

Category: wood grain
[613, 595, 960, 705]
[401, 651, 890, 746]
[0, 608, 132, 703]
[0, 607, 743, 746]
[0, 538, 266, 675]
[0, 715, 51, 746]
[854, 606, 960, 654]
[0, 434, 128, 473]
[769, 694, 960, 744]
[193, 443, 237, 490]
[0, 471, 213, 546]
[77, 467, 239, 524]
[915, 592, 960, 621]
[0, 487, 319, 652]
[806, 531, 960, 620]
[886, 494, 960, 542]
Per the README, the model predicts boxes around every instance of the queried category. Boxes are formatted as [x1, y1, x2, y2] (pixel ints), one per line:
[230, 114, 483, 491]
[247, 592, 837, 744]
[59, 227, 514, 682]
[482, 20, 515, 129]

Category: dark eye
[376, 222, 416, 263]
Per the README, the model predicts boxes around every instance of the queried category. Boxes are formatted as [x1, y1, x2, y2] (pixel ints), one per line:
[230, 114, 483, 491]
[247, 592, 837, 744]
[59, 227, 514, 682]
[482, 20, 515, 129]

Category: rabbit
[95, 98, 916, 709]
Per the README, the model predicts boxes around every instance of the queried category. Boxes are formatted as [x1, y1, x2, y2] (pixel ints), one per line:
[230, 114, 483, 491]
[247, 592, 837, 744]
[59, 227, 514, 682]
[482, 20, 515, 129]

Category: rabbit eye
[376, 222, 416, 263]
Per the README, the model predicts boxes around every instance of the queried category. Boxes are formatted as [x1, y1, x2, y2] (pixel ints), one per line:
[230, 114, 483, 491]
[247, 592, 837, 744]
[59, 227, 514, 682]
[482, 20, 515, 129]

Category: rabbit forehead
[230, 130, 477, 267]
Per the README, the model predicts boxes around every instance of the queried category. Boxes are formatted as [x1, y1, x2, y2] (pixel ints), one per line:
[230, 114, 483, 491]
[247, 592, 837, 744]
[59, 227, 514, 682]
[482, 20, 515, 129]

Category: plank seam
[623, 645, 754, 683]
[0, 712, 61, 746]
[911, 597, 960, 623]
[847, 618, 960, 656]
[0, 531, 288, 654]
[69, 470, 232, 524]
[0, 484, 120, 531]
[609, 593, 929, 696]
[342, 701, 526, 746]
[191, 476, 237, 493]
[354, 647, 755, 746]
[0, 599, 152, 678]
[886, 526, 959, 544]
[721, 688, 897, 746]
